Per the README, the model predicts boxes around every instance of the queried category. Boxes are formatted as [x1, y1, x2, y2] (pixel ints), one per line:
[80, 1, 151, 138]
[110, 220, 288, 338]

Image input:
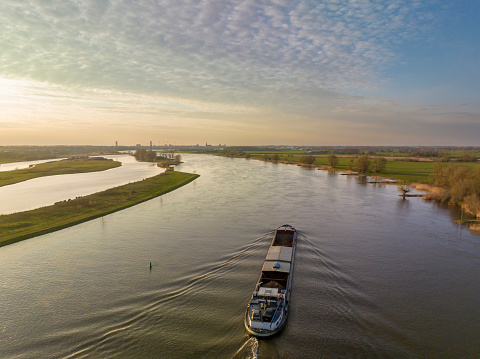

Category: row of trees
[134, 149, 181, 165]
[406, 148, 448, 158]
[458, 153, 478, 162]
[221, 149, 245, 158]
[134, 149, 157, 162]
[264, 153, 388, 174]
[221, 150, 391, 174]
[328, 154, 387, 174]
[424, 154, 474, 163]
[430, 163, 480, 215]
[356, 156, 387, 174]
[406, 149, 478, 162]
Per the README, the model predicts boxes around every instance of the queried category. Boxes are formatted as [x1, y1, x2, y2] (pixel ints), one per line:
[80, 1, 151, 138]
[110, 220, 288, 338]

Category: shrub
[450, 176, 476, 204]
[434, 155, 451, 162]
[425, 187, 450, 203]
[463, 194, 480, 217]
[300, 155, 315, 165]
[430, 163, 480, 213]
[432, 163, 469, 189]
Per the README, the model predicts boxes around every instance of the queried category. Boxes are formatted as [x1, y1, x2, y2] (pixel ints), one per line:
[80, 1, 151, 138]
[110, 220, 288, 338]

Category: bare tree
[371, 157, 387, 173]
[327, 154, 339, 168]
[399, 185, 411, 198]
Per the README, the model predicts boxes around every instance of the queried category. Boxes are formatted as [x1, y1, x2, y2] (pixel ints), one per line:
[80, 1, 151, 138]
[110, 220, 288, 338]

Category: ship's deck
[247, 298, 282, 324]
[272, 231, 294, 246]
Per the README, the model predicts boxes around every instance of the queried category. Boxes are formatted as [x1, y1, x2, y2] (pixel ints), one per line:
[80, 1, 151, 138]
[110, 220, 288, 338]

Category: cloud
[0, 0, 439, 112]
[325, 98, 480, 145]
[5, 0, 475, 146]
[0, 77, 262, 128]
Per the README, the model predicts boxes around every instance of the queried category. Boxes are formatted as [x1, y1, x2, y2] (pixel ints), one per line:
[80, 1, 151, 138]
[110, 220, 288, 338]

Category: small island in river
[0, 157, 121, 187]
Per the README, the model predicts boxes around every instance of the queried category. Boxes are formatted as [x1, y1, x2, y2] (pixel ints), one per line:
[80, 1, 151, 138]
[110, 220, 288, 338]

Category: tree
[134, 149, 147, 161]
[459, 152, 477, 162]
[355, 155, 370, 173]
[437, 155, 451, 162]
[327, 154, 339, 168]
[399, 185, 411, 199]
[371, 157, 387, 173]
[300, 155, 315, 165]
[272, 154, 280, 162]
[222, 149, 243, 157]
[347, 158, 355, 170]
[145, 150, 157, 162]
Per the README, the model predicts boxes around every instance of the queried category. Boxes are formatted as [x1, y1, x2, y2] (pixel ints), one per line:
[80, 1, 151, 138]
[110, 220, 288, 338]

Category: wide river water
[0, 154, 479, 358]
[0, 155, 164, 214]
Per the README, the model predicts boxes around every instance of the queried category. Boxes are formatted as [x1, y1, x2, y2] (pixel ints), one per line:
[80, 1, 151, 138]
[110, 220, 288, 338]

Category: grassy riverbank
[0, 159, 121, 187]
[245, 154, 437, 183]
[0, 145, 120, 164]
[0, 171, 199, 247]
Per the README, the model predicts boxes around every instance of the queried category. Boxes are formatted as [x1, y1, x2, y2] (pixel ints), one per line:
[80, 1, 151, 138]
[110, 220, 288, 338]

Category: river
[0, 154, 479, 358]
[0, 158, 66, 172]
[0, 155, 164, 214]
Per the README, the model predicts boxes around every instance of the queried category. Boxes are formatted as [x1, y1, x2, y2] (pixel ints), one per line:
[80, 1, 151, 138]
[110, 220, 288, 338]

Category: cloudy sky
[0, 0, 479, 146]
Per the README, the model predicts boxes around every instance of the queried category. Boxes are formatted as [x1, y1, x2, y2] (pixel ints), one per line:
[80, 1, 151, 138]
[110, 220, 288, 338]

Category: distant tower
[150, 141, 153, 149]
[115, 141, 118, 150]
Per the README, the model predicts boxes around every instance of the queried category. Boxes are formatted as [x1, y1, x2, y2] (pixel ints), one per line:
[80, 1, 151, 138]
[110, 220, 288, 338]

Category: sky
[0, 0, 479, 146]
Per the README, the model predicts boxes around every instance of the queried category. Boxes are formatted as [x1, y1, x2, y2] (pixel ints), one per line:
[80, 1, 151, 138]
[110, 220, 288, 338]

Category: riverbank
[0, 146, 120, 164]
[0, 171, 199, 247]
[0, 158, 121, 187]
[253, 155, 436, 183]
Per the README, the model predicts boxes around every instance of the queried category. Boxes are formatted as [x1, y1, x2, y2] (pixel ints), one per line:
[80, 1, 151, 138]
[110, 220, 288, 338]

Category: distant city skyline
[1, 1, 479, 146]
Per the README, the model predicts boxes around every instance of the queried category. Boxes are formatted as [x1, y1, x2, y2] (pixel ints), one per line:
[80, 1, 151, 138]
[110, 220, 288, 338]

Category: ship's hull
[244, 304, 289, 337]
[244, 225, 297, 338]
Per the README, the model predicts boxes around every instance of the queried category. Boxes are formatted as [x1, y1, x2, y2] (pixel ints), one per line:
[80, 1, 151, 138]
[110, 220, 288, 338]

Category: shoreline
[0, 171, 199, 248]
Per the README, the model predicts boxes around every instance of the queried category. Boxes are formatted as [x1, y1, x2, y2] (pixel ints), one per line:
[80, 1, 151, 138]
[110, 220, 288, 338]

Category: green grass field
[0, 159, 121, 187]
[381, 161, 436, 183]
[248, 154, 479, 184]
[0, 171, 199, 247]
